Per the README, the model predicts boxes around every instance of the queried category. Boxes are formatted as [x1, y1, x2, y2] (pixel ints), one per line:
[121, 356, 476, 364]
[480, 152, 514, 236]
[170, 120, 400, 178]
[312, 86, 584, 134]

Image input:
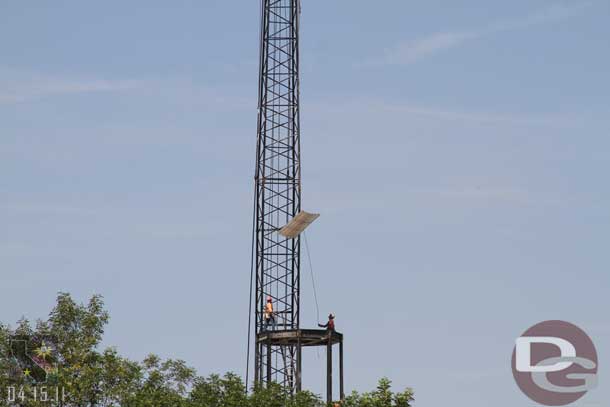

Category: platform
[256, 328, 343, 347]
[255, 328, 344, 404]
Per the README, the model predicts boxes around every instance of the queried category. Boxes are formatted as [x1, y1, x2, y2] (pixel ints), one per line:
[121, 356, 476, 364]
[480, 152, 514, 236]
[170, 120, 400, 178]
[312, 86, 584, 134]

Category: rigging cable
[303, 231, 321, 360]
[303, 231, 320, 324]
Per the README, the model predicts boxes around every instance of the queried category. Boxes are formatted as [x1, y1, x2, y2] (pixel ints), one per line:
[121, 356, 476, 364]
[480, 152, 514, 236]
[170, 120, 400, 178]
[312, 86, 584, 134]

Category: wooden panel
[279, 211, 320, 238]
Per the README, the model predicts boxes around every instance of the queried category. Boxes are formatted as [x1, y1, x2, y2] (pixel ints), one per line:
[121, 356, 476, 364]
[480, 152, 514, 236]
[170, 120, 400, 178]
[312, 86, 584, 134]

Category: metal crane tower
[250, 0, 344, 403]
[253, 0, 302, 391]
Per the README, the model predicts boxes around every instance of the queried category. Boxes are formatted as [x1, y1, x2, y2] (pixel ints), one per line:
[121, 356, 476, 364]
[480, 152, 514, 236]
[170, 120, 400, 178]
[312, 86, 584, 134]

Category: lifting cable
[303, 231, 322, 360]
[303, 231, 321, 325]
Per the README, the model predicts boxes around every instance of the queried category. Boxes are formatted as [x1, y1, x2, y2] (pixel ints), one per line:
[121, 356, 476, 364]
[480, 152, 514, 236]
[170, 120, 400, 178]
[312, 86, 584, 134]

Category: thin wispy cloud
[0, 204, 97, 216]
[308, 97, 580, 128]
[373, 101, 578, 127]
[0, 68, 255, 115]
[377, 31, 477, 66]
[368, 2, 593, 66]
[0, 68, 141, 104]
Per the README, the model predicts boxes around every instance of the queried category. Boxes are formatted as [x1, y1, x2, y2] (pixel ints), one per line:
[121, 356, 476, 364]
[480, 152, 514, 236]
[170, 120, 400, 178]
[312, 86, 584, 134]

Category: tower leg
[266, 343, 272, 385]
[296, 340, 302, 392]
[327, 338, 333, 405]
[254, 343, 260, 387]
[340, 340, 345, 400]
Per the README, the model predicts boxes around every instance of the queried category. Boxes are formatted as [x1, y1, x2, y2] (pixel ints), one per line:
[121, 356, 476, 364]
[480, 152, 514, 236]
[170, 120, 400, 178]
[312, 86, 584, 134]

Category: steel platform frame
[257, 329, 345, 404]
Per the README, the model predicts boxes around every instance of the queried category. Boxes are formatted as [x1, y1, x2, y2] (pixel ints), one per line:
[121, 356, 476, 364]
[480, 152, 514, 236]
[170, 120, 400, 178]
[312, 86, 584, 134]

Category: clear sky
[1, 1, 608, 406]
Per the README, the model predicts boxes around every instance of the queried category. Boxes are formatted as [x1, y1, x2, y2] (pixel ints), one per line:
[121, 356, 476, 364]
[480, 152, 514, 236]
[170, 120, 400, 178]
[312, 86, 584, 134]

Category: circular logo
[511, 320, 598, 406]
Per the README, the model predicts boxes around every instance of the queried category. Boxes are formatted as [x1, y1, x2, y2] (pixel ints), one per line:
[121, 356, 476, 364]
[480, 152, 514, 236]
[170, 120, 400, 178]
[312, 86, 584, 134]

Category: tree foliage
[0, 293, 414, 407]
[343, 378, 414, 407]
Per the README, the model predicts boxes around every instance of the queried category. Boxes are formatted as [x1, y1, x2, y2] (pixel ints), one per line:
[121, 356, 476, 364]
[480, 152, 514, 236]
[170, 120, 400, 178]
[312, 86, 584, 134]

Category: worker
[318, 313, 335, 331]
[264, 296, 276, 331]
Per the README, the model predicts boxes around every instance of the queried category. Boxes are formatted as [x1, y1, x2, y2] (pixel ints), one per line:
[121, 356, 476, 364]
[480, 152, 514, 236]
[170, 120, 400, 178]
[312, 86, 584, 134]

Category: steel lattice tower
[253, 0, 302, 392]
[251, 1, 345, 402]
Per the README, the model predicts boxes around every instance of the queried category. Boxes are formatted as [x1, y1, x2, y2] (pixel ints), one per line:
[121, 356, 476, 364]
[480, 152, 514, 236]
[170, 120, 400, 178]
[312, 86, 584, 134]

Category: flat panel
[279, 211, 320, 238]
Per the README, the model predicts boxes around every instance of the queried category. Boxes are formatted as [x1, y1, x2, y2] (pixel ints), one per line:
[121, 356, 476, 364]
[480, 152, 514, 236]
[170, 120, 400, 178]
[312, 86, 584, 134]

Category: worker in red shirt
[264, 296, 277, 331]
[318, 313, 335, 331]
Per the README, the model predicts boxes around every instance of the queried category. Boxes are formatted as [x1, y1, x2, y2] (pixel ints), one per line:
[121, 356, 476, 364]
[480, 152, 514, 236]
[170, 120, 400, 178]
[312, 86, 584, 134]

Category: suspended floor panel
[279, 211, 320, 238]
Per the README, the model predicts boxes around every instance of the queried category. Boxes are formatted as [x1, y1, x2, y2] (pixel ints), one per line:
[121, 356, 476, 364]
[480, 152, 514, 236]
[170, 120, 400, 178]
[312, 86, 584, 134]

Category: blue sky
[1, 1, 609, 406]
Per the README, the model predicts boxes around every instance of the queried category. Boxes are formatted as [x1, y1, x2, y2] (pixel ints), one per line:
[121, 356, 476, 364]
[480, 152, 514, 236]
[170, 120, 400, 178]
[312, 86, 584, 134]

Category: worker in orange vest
[318, 313, 335, 331]
[264, 296, 277, 331]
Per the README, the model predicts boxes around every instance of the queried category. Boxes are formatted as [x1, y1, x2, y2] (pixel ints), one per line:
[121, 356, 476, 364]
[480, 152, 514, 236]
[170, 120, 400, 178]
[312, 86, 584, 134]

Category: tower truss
[253, 0, 302, 391]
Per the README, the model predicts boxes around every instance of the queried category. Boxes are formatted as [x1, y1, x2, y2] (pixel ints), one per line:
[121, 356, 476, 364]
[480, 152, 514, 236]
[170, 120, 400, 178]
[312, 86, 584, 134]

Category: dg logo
[512, 320, 598, 406]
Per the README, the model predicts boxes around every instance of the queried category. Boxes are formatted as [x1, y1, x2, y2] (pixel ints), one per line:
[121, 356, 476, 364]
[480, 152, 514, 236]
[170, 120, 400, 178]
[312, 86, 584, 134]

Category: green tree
[287, 389, 323, 407]
[0, 294, 414, 407]
[97, 348, 141, 407]
[189, 374, 322, 407]
[189, 372, 247, 407]
[124, 354, 195, 407]
[49, 292, 110, 406]
[0, 293, 140, 407]
[343, 378, 414, 407]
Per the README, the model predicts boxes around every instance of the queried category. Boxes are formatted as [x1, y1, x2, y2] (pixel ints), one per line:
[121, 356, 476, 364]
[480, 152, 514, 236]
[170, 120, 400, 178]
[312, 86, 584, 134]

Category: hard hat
[267, 296, 273, 302]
